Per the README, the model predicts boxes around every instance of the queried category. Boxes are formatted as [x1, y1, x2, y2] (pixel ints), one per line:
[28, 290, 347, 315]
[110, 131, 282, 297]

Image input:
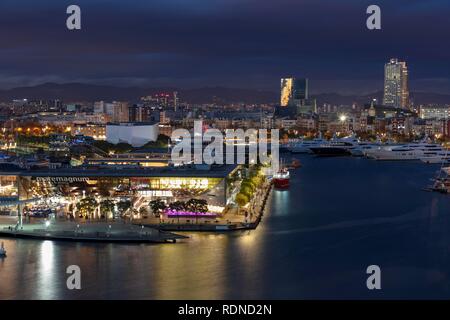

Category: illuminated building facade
[106, 122, 159, 147]
[280, 77, 309, 107]
[383, 58, 409, 109]
[0, 165, 239, 216]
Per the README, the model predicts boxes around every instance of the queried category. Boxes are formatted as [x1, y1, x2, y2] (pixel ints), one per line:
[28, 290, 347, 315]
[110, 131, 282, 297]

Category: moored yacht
[366, 141, 445, 161]
[309, 134, 359, 156]
[288, 133, 326, 154]
[420, 150, 450, 164]
[350, 142, 383, 157]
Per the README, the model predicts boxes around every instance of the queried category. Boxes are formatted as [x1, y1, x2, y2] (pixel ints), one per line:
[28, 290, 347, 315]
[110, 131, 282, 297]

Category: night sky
[1, 0, 449, 94]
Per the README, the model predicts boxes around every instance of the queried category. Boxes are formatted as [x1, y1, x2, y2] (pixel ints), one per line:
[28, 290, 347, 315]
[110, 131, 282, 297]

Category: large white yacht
[309, 134, 360, 156]
[420, 150, 450, 164]
[365, 141, 445, 161]
[288, 133, 326, 154]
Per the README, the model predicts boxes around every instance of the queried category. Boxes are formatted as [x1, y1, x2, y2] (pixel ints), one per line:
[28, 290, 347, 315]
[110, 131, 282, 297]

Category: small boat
[272, 168, 290, 189]
[0, 242, 6, 257]
[290, 159, 301, 168]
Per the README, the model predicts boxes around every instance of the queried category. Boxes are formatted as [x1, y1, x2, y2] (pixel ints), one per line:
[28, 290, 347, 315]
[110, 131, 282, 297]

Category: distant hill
[311, 91, 450, 106]
[0, 83, 278, 104]
[0, 82, 448, 105]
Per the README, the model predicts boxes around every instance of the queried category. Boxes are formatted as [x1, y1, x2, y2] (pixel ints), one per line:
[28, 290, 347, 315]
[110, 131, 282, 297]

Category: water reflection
[1, 156, 450, 299]
[37, 241, 56, 299]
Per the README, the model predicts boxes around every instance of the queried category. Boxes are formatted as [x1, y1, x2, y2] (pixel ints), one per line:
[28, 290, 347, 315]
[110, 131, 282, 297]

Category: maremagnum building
[0, 163, 240, 217]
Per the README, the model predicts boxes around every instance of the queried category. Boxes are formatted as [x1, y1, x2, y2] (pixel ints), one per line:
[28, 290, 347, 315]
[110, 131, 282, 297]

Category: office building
[383, 58, 409, 109]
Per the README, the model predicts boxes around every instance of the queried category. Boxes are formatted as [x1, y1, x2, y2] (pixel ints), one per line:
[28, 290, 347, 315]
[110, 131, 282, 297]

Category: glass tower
[383, 58, 409, 109]
[280, 77, 309, 106]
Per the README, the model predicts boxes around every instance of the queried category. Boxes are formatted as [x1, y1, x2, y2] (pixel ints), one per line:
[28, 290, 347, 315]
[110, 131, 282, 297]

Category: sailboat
[424, 138, 450, 193]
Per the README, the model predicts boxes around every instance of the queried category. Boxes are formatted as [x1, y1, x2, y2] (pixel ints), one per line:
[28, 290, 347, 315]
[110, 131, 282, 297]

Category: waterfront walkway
[135, 181, 273, 232]
[0, 219, 186, 243]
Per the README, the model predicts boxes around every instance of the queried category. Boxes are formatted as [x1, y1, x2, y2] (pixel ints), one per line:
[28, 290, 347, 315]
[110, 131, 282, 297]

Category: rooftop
[0, 164, 238, 178]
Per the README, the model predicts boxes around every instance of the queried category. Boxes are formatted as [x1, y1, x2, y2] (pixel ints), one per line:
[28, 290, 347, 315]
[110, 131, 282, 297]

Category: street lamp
[339, 114, 347, 122]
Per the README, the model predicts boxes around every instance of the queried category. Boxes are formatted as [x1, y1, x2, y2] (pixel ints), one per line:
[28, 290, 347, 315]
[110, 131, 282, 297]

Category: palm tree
[76, 196, 98, 219]
[139, 206, 148, 219]
[186, 199, 208, 224]
[169, 201, 186, 211]
[149, 199, 167, 223]
[169, 201, 186, 224]
[117, 200, 132, 219]
[100, 199, 115, 221]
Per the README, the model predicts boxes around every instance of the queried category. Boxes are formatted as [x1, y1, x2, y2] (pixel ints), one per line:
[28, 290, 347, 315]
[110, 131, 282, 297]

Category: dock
[137, 183, 273, 232]
[0, 221, 187, 243]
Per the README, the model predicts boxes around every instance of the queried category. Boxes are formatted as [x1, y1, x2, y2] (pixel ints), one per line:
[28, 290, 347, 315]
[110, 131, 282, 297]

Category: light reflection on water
[1, 156, 450, 299]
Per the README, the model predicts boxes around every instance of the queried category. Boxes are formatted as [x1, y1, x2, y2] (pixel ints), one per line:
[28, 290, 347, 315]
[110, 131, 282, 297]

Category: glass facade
[280, 77, 309, 107]
[0, 175, 18, 198]
[383, 58, 409, 109]
[15, 175, 228, 208]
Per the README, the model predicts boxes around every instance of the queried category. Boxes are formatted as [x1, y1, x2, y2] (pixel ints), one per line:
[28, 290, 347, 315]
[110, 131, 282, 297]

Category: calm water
[2, 156, 450, 299]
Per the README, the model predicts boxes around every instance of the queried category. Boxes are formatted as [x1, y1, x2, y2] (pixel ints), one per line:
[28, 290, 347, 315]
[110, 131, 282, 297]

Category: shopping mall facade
[0, 164, 240, 217]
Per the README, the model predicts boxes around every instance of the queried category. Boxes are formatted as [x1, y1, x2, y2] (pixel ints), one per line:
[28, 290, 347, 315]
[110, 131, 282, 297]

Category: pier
[137, 181, 273, 232]
[0, 220, 187, 243]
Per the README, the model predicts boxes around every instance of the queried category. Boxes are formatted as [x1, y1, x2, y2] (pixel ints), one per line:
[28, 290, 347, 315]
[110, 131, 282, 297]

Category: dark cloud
[0, 0, 449, 93]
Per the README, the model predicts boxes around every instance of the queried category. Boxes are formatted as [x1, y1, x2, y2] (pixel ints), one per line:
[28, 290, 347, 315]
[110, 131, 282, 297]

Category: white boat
[420, 151, 450, 164]
[311, 134, 362, 157]
[350, 142, 384, 157]
[0, 242, 6, 257]
[288, 133, 326, 154]
[365, 141, 445, 161]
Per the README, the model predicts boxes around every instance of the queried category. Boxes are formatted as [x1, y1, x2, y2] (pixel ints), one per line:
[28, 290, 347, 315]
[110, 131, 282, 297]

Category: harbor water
[1, 155, 450, 299]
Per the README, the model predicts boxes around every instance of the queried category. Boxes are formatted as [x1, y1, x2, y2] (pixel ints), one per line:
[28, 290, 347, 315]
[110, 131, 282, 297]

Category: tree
[100, 199, 115, 220]
[236, 193, 249, 207]
[168, 201, 186, 212]
[139, 206, 149, 218]
[168, 201, 186, 224]
[142, 134, 171, 149]
[117, 200, 132, 218]
[240, 185, 253, 198]
[76, 197, 98, 219]
[186, 199, 208, 213]
[115, 143, 133, 153]
[149, 198, 167, 217]
[185, 199, 208, 224]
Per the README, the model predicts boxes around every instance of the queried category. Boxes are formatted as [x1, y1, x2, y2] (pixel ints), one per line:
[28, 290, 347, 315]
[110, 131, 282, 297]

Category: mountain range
[0, 83, 449, 106]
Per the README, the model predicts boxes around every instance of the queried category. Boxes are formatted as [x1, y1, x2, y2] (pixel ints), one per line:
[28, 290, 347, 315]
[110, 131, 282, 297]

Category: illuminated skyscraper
[383, 58, 409, 109]
[280, 77, 308, 107]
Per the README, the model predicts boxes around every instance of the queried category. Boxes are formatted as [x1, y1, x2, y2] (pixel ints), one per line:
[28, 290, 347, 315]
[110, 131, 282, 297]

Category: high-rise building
[173, 91, 179, 112]
[280, 77, 309, 107]
[112, 101, 130, 123]
[383, 58, 409, 109]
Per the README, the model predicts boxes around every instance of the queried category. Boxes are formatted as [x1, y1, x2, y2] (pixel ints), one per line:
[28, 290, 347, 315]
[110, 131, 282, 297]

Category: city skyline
[0, 0, 450, 94]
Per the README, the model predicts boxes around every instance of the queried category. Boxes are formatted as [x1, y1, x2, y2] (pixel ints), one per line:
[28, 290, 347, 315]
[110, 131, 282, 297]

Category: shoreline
[0, 184, 273, 242]
[140, 183, 273, 232]
[0, 222, 187, 244]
